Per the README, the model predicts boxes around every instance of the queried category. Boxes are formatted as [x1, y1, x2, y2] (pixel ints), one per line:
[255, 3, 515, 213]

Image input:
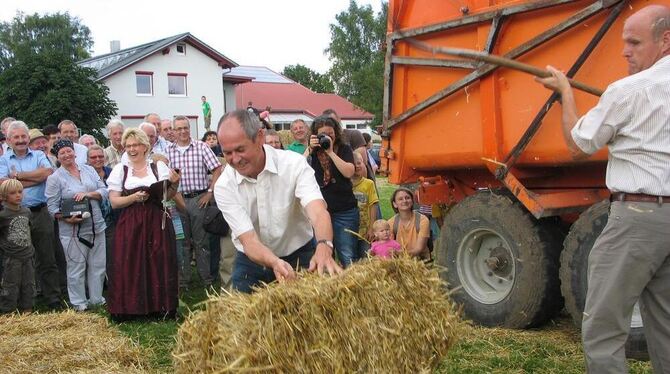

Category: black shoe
[47, 301, 64, 311]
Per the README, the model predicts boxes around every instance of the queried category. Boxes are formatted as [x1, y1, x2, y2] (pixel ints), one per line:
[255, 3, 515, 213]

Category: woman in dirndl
[106, 127, 180, 321]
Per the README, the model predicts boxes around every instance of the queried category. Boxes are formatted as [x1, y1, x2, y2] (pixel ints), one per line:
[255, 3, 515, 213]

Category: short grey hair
[144, 113, 160, 122]
[1, 117, 16, 132]
[652, 15, 670, 41]
[7, 120, 29, 138]
[173, 115, 190, 127]
[219, 109, 262, 141]
[58, 119, 77, 130]
[138, 122, 157, 135]
[79, 134, 97, 145]
[87, 144, 105, 157]
[105, 119, 125, 134]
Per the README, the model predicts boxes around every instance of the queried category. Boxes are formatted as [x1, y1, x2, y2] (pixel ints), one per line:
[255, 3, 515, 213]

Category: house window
[168, 73, 187, 96]
[135, 72, 153, 96]
[346, 124, 355, 129]
[176, 43, 186, 55]
[357, 124, 367, 130]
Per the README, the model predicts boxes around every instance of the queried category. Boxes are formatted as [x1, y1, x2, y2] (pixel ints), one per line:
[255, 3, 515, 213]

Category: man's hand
[308, 243, 343, 276]
[535, 65, 571, 94]
[198, 192, 212, 208]
[271, 257, 297, 282]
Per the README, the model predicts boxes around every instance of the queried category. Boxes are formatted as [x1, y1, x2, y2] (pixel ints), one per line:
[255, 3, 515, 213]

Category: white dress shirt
[571, 55, 670, 196]
[214, 145, 324, 256]
[73, 142, 89, 167]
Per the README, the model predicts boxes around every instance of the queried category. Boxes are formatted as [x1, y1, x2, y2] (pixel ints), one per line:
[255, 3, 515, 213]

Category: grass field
[87, 177, 651, 372]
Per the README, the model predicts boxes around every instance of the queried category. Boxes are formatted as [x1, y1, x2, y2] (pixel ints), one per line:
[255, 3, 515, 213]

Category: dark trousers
[232, 240, 315, 294]
[0, 256, 34, 313]
[30, 207, 61, 304]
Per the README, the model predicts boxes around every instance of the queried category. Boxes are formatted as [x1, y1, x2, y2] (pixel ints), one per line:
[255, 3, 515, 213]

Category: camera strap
[77, 199, 95, 249]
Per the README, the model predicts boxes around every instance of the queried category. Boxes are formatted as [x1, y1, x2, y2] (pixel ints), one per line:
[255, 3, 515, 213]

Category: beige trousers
[582, 201, 670, 373]
[218, 235, 237, 291]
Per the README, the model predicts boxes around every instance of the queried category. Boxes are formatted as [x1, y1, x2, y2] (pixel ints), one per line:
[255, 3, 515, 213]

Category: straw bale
[0, 310, 148, 373]
[174, 258, 463, 373]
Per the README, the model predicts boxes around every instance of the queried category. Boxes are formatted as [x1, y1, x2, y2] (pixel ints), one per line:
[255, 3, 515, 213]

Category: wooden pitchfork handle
[407, 39, 604, 97]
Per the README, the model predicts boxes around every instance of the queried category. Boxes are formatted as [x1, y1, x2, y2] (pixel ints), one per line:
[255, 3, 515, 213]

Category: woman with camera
[106, 128, 180, 321]
[308, 116, 360, 267]
[46, 139, 108, 311]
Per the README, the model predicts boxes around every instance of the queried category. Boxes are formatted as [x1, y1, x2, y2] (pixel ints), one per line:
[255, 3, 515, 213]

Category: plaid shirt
[166, 139, 221, 193]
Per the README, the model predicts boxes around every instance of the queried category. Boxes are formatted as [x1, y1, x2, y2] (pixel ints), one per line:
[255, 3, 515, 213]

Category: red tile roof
[235, 82, 373, 120]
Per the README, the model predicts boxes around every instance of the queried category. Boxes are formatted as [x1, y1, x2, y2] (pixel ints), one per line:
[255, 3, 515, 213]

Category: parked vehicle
[381, 0, 661, 359]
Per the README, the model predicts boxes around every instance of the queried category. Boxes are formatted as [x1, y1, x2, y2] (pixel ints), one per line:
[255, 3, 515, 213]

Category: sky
[0, 0, 383, 74]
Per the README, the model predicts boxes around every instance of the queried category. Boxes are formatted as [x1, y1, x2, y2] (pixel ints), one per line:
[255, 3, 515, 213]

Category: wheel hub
[456, 229, 516, 304]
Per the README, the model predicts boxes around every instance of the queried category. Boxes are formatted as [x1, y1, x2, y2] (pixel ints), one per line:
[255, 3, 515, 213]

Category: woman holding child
[106, 128, 180, 320]
[388, 188, 431, 259]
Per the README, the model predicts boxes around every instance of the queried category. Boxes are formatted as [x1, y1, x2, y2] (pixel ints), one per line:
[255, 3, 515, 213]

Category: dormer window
[176, 43, 186, 55]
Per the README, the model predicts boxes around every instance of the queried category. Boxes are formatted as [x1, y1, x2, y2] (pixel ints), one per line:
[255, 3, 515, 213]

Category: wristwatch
[207, 188, 213, 193]
[316, 239, 334, 249]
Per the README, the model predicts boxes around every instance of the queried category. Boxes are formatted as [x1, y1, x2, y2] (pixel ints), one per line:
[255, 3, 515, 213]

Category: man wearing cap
[28, 129, 52, 166]
[0, 121, 62, 310]
[57, 120, 88, 167]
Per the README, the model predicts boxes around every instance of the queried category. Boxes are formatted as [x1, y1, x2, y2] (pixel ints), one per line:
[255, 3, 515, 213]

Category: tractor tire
[438, 191, 563, 328]
[560, 200, 648, 361]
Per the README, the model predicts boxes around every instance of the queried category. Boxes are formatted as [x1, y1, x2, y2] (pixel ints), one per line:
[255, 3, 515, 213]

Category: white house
[79, 33, 241, 140]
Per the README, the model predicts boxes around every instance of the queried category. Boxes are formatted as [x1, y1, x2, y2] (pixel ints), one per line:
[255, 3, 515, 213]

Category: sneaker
[73, 304, 88, 312]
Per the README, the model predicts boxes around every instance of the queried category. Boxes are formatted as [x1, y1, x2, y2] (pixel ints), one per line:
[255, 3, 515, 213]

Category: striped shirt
[165, 139, 221, 193]
[571, 55, 670, 196]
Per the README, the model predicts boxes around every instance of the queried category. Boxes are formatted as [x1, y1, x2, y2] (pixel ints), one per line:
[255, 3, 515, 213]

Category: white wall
[103, 42, 225, 140]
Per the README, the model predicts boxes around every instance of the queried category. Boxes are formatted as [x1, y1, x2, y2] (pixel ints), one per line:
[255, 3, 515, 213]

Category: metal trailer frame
[382, 0, 628, 218]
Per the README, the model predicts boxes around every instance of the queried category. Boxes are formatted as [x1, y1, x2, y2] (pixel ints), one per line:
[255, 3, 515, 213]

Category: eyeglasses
[125, 143, 144, 149]
[88, 155, 105, 159]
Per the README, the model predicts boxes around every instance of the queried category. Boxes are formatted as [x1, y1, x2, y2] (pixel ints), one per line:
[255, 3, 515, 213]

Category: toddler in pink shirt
[369, 220, 401, 259]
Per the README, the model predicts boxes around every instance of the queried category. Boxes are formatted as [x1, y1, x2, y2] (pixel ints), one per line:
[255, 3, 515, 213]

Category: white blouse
[107, 161, 171, 192]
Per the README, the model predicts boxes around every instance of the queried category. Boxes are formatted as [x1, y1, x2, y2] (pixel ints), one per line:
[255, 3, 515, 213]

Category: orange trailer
[382, 0, 664, 356]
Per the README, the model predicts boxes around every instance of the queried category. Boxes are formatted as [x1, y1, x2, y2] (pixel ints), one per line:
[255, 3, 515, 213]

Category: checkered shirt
[166, 139, 221, 193]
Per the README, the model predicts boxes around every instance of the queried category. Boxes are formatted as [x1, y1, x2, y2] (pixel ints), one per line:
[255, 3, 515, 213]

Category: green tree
[0, 11, 93, 71]
[282, 64, 335, 93]
[326, 1, 387, 127]
[0, 52, 117, 138]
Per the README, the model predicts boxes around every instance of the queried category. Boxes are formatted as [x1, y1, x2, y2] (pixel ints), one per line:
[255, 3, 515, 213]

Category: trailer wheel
[438, 192, 562, 328]
[560, 200, 648, 360]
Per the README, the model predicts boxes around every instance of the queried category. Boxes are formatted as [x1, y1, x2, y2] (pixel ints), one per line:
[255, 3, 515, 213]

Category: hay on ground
[174, 257, 463, 373]
[0, 310, 148, 373]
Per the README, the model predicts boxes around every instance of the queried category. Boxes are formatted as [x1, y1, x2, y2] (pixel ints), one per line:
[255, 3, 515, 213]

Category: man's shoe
[47, 301, 64, 311]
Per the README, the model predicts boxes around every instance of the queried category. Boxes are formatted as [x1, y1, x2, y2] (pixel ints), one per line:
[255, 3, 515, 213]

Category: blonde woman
[106, 128, 180, 321]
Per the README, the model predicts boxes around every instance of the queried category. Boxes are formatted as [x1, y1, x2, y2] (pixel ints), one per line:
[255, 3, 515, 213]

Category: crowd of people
[0, 108, 432, 317]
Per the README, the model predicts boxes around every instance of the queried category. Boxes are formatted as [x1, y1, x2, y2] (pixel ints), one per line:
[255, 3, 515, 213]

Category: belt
[183, 189, 208, 199]
[28, 202, 47, 212]
[610, 192, 670, 204]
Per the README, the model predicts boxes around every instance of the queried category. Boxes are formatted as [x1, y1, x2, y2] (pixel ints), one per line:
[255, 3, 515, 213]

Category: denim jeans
[232, 240, 315, 294]
[357, 239, 370, 260]
[331, 207, 360, 268]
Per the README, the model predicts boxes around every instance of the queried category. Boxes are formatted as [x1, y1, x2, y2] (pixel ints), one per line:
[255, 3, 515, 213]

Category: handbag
[203, 205, 229, 237]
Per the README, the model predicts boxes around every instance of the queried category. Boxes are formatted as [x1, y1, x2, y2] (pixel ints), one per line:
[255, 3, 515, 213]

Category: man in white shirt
[57, 120, 88, 167]
[214, 109, 342, 293]
[538, 5, 670, 372]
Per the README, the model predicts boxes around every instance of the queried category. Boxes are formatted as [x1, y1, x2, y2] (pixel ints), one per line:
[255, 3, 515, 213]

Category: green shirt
[202, 101, 211, 117]
[287, 141, 306, 155]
